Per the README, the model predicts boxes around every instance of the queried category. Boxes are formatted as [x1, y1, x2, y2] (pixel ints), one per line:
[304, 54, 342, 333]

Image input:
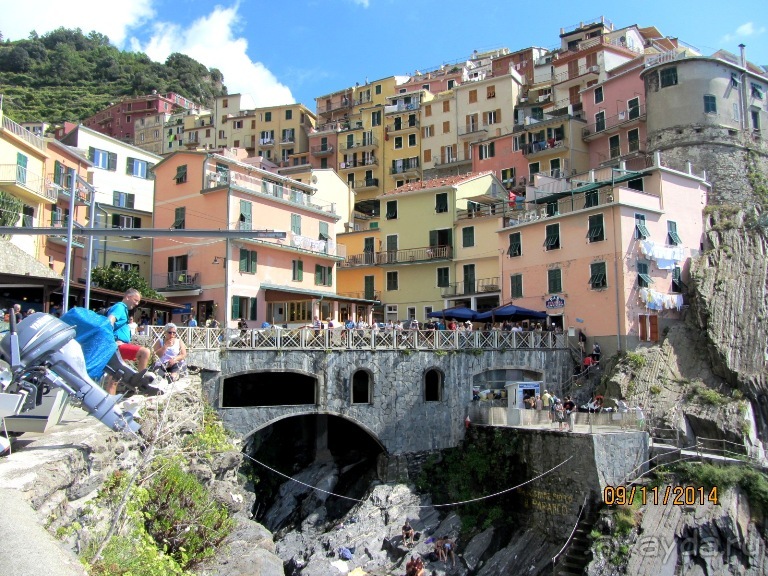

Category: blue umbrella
[475, 303, 547, 321]
[427, 306, 478, 320]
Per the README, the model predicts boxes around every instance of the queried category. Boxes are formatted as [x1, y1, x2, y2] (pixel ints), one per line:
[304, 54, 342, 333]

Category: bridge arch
[238, 410, 387, 453]
[221, 367, 320, 408]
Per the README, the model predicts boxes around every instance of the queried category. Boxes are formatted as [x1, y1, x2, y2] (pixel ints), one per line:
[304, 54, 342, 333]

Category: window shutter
[88, 147, 95, 162]
[54, 161, 62, 185]
[147, 162, 155, 180]
[133, 217, 141, 228]
[167, 257, 174, 273]
[327, 266, 333, 287]
[239, 249, 248, 272]
[126, 157, 133, 175]
[496, 109, 502, 122]
[297, 260, 303, 281]
[249, 297, 258, 321]
[108, 152, 117, 171]
[429, 230, 438, 247]
[315, 264, 322, 284]
[112, 213, 120, 227]
[231, 296, 240, 320]
[250, 251, 257, 272]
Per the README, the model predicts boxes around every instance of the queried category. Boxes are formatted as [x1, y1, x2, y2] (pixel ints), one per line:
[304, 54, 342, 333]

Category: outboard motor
[0, 313, 139, 433]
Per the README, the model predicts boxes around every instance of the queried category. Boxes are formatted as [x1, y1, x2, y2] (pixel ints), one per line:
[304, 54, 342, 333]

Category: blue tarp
[475, 304, 547, 321]
[61, 308, 117, 380]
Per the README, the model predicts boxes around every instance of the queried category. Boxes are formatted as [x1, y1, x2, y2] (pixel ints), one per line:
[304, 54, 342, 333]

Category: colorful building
[151, 149, 375, 327]
[499, 153, 708, 354]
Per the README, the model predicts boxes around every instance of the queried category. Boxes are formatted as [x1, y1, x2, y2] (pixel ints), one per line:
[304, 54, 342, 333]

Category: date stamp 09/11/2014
[602, 485, 719, 507]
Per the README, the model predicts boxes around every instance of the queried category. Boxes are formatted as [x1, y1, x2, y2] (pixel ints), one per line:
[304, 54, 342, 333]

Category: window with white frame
[479, 142, 495, 160]
[126, 157, 151, 179]
[113, 191, 135, 209]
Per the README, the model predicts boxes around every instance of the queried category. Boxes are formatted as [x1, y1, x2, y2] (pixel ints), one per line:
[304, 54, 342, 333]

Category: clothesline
[639, 287, 684, 311]
[639, 239, 685, 269]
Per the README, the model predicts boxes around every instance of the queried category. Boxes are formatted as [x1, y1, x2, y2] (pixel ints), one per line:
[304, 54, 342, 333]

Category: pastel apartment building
[151, 149, 376, 327]
[59, 125, 161, 283]
[499, 153, 708, 354]
[82, 91, 198, 143]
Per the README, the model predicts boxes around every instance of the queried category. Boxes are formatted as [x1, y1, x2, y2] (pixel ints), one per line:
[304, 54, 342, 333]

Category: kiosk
[505, 381, 542, 425]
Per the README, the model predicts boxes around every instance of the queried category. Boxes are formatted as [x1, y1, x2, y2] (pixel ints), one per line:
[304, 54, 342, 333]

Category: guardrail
[135, 326, 568, 351]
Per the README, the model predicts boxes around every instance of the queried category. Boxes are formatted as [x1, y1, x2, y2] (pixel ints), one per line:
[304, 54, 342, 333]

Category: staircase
[553, 503, 598, 576]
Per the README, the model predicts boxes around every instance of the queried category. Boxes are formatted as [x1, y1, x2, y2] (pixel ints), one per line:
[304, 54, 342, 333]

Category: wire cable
[244, 452, 573, 508]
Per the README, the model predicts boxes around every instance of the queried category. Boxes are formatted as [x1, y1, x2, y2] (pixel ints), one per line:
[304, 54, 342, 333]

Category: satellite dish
[311, 174, 318, 184]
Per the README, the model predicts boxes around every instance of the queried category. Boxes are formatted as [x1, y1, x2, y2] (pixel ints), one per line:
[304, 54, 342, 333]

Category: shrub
[614, 505, 636, 536]
[183, 403, 232, 457]
[626, 352, 645, 370]
[142, 458, 234, 568]
[650, 385, 662, 395]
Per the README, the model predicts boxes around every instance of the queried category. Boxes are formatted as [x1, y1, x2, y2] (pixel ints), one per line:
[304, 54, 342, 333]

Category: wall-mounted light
[212, 256, 226, 265]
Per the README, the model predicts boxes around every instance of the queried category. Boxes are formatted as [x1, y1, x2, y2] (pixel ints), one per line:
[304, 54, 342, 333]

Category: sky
[1, 1, 766, 110]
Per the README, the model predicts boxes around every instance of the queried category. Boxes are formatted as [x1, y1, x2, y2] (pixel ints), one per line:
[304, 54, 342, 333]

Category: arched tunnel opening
[244, 414, 385, 534]
[223, 372, 317, 406]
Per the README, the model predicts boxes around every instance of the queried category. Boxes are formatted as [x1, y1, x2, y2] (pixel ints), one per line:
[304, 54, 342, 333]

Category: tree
[91, 266, 165, 301]
[0, 191, 22, 239]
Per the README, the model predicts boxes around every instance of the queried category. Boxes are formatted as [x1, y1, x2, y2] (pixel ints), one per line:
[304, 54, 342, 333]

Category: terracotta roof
[382, 171, 494, 196]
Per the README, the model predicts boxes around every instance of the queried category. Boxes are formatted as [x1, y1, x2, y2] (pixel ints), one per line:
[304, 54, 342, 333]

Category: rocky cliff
[0, 378, 284, 576]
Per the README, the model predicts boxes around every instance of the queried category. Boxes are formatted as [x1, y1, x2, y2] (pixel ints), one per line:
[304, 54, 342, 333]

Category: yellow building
[374, 171, 506, 322]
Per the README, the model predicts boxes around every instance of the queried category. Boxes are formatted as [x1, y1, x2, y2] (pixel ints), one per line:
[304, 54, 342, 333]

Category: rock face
[588, 485, 768, 576]
[0, 377, 283, 576]
[688, 210, 768, 440]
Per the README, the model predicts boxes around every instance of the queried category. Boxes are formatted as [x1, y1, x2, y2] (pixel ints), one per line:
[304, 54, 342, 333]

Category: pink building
[151, 149, 372, 327]
[581, 56, 648, 169]
[83, 92, 198, 143]
[499, 152, 708, 355]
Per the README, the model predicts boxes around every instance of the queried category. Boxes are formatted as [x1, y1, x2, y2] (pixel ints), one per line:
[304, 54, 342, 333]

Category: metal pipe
[61, 168, 76, 314]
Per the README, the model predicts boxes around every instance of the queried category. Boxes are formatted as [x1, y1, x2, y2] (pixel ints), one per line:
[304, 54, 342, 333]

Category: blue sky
[2, 1, 766, 109]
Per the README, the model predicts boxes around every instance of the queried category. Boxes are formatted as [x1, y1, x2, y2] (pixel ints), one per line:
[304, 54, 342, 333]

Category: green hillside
[0, 28, 227, 123]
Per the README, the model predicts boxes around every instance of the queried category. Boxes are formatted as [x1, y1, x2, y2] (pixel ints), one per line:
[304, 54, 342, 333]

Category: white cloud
[130, 5, 294, 107]
[722, 21, 767, 44]
[352, 0, 371, 6]
[0, 0, 155, 45]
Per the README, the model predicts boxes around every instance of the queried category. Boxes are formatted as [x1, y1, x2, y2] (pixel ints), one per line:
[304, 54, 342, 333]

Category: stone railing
[137, 326, 567, 351]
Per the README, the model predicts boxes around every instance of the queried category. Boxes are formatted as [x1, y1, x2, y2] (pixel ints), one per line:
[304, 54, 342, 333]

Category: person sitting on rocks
[442, 536, 456, 567]
[402, 519, 415, 546]
[405, 555, 424, 576]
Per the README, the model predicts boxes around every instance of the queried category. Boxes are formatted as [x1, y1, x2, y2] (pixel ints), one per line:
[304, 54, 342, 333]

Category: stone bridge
[180, 327, 574, 455]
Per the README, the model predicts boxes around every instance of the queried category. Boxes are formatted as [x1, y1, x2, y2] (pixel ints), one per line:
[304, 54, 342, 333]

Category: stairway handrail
[551, 493, 589, 573]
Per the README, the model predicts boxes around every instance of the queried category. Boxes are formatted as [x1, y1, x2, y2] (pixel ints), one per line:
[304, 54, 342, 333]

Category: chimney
[739, 44, 746, 68]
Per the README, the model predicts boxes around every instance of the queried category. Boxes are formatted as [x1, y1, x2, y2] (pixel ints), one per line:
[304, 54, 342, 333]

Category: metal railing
[441, 276, 500, 297]
[152, 271, 200, 290]
[144, 326, 568, 351]
[376, 245, 452, 263]
[2, 115, 45, 150]
[0, 164, 47, 198]
[582, 104, 646, 137]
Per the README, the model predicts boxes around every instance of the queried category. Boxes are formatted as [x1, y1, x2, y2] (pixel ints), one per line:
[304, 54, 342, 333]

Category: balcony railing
[441, 277, 501, 297]
[552, 64, 599, 85]
[432, 154, 470, 167]
[0, 164, 50, 199]
[47, 175, 91, 204]
[335, 290, 381, 301]
[377, 245, 452, 264]
[340, 157, 378, 169]
[153, 270, 201, 291]
[389, 119, 419, 132]
[2, 115, 44, 150]
[205, 171, 337, 215]
[310, 144, 334, 156]
[353, 178, 379, 189]
[340, 252, 378, 267]
[139, 325, 567, 351]
[582, 104, 646, 138]
[521, 139, 564, 157]
[340, 135, 379, 150]
[458, 124, 487, 137]
[390, 158, 421, 174]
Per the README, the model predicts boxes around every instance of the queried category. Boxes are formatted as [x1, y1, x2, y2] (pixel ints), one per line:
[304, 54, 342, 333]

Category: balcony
[432, 153, 470, 167]
[336, 289, 381, 301]
[377, 245, 452, 264]
[521, 139, 565, 158]
[153, 270, 201, 292]
[339, 157, 378, 169]
[323, 97, 353, 113]
[47, 174, 91, 205]
[582, 104, 646, 140]
[2, 115, 44, 150]
[280, 134, 296, 145]
[204, 170, 337, 215]
[340, 252, 378, 267]
[47, 218, 86, 248]
[441, 277, 500, 297]
[258, 138, 275, 147]
[388, 119, 419, 133]
[0, 164, 53, 201]
[353, 178, 379, 190]
[458, 124, 487, 138]
[384, 102, 420, 115]
[310, 144, 334, 157]
[552, 64, 599, 86]
[340, 135, 379, 151]
[390, 158, 421, 177]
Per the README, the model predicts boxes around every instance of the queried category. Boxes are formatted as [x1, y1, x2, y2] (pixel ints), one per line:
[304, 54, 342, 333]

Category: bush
[183, 403, 232, 457]
[650, 385, 662, 395]
[614, 505, 636, 536]
[626, 352, 645, 370]
[142, 458, 234, 568]
[673, 463, 768, 518]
